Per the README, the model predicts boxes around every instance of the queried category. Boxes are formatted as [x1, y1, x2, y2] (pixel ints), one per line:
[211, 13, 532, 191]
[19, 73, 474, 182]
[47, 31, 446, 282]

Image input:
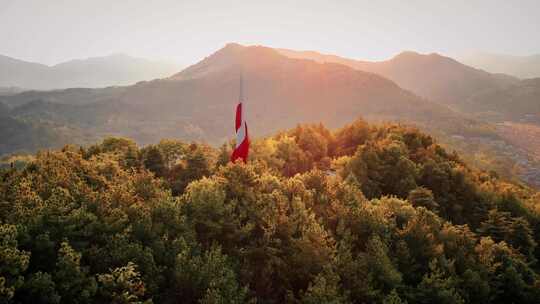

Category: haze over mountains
[278, 48, 540, 122]
[459, 52, 540, 79]
[0, 53, 181, 90]
[1, 43, 540, 186]
[0, 43, 486, 148]
[3, 46, 538, 125]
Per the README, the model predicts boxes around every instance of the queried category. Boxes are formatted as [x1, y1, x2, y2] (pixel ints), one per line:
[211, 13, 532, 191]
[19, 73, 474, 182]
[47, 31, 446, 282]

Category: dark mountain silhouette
[0, 53, 181, 90]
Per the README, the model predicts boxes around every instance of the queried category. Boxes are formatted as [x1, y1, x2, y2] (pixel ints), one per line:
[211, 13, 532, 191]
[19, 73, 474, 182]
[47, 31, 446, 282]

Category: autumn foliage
[0, 119, 539, 303]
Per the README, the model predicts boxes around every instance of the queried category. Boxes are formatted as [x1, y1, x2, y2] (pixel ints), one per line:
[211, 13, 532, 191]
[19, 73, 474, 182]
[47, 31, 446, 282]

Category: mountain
[0, 114, 66, 155]
[4, 43, 538, 187]
[0, 53, 181, 90]
[465, 77, 540, 122]
[0, 55, 48, 89]
[166, 43, 477, 136]
[0, 86, 26, 96]
[278, 48, 519, 107]
[459, 52, 540, 79]
[0, 99, 77, 155]
[1, 87, 126, 108]
[1, 43, 490, 148]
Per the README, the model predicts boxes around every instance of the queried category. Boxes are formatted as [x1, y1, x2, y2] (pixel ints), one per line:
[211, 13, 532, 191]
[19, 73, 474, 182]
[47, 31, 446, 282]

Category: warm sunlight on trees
[0, 119, 539, 303]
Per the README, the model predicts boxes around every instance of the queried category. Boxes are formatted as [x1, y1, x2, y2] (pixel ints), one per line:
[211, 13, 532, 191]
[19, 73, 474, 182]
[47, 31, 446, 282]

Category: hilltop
[0, 119, 539, 303]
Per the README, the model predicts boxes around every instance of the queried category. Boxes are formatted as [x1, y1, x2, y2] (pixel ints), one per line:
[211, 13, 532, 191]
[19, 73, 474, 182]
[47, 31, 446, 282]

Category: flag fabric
[231, 100, 249, 162]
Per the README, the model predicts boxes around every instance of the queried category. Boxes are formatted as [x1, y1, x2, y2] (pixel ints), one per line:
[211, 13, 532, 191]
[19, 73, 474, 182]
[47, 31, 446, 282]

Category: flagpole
[239, 70, 244, 102]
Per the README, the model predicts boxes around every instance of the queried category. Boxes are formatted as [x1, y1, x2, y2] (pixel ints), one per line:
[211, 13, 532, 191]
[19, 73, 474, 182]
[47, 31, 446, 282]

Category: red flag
[231, 101, 249, 162]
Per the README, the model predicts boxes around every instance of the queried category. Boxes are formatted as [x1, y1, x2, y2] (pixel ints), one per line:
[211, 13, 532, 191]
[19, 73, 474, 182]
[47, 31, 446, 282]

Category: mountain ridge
[2, 43, 538, 187]
[277, 47, 520, 107]
[0, 53, 182, 90]
[459, 52, 540, 78]
[1, 43, 488, 149]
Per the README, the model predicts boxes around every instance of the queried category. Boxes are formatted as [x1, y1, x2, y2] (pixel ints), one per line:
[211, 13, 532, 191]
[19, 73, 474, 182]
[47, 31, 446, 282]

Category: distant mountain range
[1, 43, 539, 186]
[459, 52, 540, 79]
[0, 86, 26, 96]
[0, 43, 487, 147]
[0, 53, 181, 90]
[278, 48, 540, 122]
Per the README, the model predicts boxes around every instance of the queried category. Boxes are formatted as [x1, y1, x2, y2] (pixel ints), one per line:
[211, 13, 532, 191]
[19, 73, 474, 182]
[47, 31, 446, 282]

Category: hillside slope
[465, 78, 540, 122]
[278, 48, 519, 106]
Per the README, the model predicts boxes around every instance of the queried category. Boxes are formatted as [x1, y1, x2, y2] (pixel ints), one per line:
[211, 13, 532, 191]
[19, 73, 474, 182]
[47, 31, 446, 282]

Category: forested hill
[1, 119, 539, 303]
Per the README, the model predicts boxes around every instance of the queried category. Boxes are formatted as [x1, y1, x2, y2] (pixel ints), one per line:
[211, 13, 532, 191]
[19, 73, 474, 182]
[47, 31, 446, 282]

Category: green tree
[414, 260, 464, 304]
[53, 242, 96, 304]
[156, 139, 186, 169]
[17, 272, 60, 304]
[168, 144, 212, 195]
[0, 224, 30, 302]
[97, 262, 150, 304]
[300, 268, 350, 304]
[275, 135, 311, 177]
[334, 119, 370, 157]
[174, 244, 247, 304]
[383, 289, 407, 304]
[408, 187, 439, 213]
[143, 146, 166, 177]
[215, 143, 232, 169]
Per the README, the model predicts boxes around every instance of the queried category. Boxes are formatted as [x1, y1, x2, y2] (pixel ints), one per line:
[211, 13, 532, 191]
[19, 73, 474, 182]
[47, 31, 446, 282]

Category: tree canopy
[0, 119, 539, 303]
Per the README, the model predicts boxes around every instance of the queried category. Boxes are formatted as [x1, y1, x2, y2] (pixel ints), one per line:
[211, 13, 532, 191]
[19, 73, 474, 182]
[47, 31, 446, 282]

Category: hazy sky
[1, 0, 539, 66]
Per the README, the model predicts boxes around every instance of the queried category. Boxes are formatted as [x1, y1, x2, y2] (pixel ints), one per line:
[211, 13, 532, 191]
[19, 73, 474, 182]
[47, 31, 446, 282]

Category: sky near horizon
[1, 0, 539, 66]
